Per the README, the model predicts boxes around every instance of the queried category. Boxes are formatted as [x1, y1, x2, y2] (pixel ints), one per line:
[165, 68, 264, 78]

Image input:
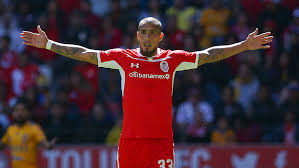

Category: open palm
[245, 28, 273, 50]
[20, 25, 48, 48]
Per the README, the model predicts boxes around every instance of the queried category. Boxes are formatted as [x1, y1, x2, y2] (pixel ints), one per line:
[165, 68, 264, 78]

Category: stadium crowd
[0, 0, 298, 145]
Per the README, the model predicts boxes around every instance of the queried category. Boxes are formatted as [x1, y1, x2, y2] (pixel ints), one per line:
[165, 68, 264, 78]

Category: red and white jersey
[97, 48, 199, 138]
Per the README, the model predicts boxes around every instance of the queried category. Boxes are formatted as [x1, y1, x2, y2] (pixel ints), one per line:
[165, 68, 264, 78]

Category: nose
[144, 34, 150, 40]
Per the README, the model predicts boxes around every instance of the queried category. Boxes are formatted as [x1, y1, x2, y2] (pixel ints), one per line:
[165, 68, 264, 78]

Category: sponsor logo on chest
[128, 61, 170, 80]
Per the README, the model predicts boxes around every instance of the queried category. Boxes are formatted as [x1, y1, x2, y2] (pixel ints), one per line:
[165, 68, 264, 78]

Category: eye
[140, 30, 146, 34]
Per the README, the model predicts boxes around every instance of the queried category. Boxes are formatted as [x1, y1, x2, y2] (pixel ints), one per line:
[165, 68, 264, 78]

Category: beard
[140, 48, 156, 57]
[15, 118, 27, 125]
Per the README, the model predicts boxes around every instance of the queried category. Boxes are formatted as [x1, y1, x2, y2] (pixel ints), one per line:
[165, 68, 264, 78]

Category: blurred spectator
[279, 82, 299, 119]
[22, 86, 47, 122]
[90, 0, 111, 17]
[199, 0, 230, 47]
[98, 16, 122, 49]
[109, 0, 127, 29]
[0, 14, 24, 53]
[230, 63, 259, 110]
[277, 52, 295, 88]
[281, 0, 298, 11]
[14, 1, 35, 30]
[120, 34, 135, 49]
[0, 82, 10, 129]
[44, 102, 74, 144]
[166, 0, 196, 32]
[101, 71, 122, 119]
[182, 34, 196, 52]
[231, 12, 251, 41]
[176, 88, 214, 133]
[74, 62, 100, 93]
[240, 0, 264, 25]
[211, 117, 235, 145]
[80, 0, 101, 31]
[276, 111, 299, 144]
[46, 0, 63, 34]
[68, 71, 96, 117]
[0, 36, 17, 69]
[186, 111, 210, 143]
[215, 86, 244, 124]
[258, 0, 291, 35]
[165, 15, 185, 49]
[8, 51, 39, 97]
[139, 0, 165, 27]
[64, 10, 91, 45]
[234, 116, 261, 143]
[123, 0, 141, 22]
[106, 119, 122, 145]
[75, 103, 113, 144]
[56, 0, 81, 17]
[55, 89, 81, 121]
[250, 84, 279, 128]
[0, 71, 10, 100]
[283, 8, 299, 52]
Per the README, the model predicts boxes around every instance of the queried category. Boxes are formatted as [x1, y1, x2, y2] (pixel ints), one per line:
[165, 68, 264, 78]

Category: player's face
[137, 23, 163, 57]
[13, 104, 29, 125]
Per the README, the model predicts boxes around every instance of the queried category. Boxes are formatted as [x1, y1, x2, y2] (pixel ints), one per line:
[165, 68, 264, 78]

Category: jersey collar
[137, 48, 161, 59]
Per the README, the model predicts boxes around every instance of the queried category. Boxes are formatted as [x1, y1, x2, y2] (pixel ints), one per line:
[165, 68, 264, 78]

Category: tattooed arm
[20, 25, 98, 65]
[197, 41, 247, 66]
[197, 28, 273, 66]
[50, 42, 98, 65]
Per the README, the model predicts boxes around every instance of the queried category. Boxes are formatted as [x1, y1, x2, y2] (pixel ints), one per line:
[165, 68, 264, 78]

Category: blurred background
[0, 0, 298, 167]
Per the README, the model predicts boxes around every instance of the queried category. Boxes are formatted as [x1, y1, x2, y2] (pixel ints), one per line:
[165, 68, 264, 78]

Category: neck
[140, 48, 158, 57]
[16, 121, 27, 127]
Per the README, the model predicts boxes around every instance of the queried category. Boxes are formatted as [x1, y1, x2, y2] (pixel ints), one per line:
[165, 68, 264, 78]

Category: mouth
[144, 43, 151, 47]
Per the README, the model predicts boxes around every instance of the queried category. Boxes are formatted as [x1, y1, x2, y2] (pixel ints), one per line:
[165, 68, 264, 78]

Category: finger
[37, 25, 46, 35]
[263, 36, 274, 40]
[21, 31, 39, 36]
[262, 39, 273, 44]
[20, 36, 32, 41]
[52, 137, 58, 143]
[23, 41, 32, 46]
[250, 28, 258, 37]
[256, 32, 271, 38]
[262, 45, 270, 49]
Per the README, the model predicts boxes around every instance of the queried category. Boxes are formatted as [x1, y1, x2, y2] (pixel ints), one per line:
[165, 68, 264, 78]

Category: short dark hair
[138, 17, 162, 32]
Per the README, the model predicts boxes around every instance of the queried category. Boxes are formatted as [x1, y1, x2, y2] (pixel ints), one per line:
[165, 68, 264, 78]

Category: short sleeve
[1, 128, 10, 145]
[33, 125, 46, 144]
[97, 48, 124, 69]
[172, 50, 199, 71]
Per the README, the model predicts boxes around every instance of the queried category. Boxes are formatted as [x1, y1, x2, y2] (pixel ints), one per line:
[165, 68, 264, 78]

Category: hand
[244, 28, 274, 50]
[47, 137, 58, 150]
[20, 25, 48, 49]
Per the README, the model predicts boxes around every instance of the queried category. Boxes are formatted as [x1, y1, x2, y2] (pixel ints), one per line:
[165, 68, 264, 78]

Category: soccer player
[20, 17, 273, 168]
[0, 101, 56, 168]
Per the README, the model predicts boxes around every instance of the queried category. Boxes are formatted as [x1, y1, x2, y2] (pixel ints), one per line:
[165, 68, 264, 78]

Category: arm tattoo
[203, 48, 226, 63]
[199, 41, 247, 65]
[88, 53, 97, 62]
[50, 42, 98, 65]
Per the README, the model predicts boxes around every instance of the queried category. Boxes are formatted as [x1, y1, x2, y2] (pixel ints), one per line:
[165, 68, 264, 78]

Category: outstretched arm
[197, 28, 273, 66]
[20, 25, 98, 65]
[39, 137, 57, 150]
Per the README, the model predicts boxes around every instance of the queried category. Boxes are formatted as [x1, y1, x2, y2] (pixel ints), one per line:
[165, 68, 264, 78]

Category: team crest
[160, 61, 169, 72]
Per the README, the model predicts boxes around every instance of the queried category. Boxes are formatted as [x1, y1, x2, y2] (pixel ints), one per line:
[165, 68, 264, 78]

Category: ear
[159, 32, 164, 42]
[137, 31, 141, 41]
